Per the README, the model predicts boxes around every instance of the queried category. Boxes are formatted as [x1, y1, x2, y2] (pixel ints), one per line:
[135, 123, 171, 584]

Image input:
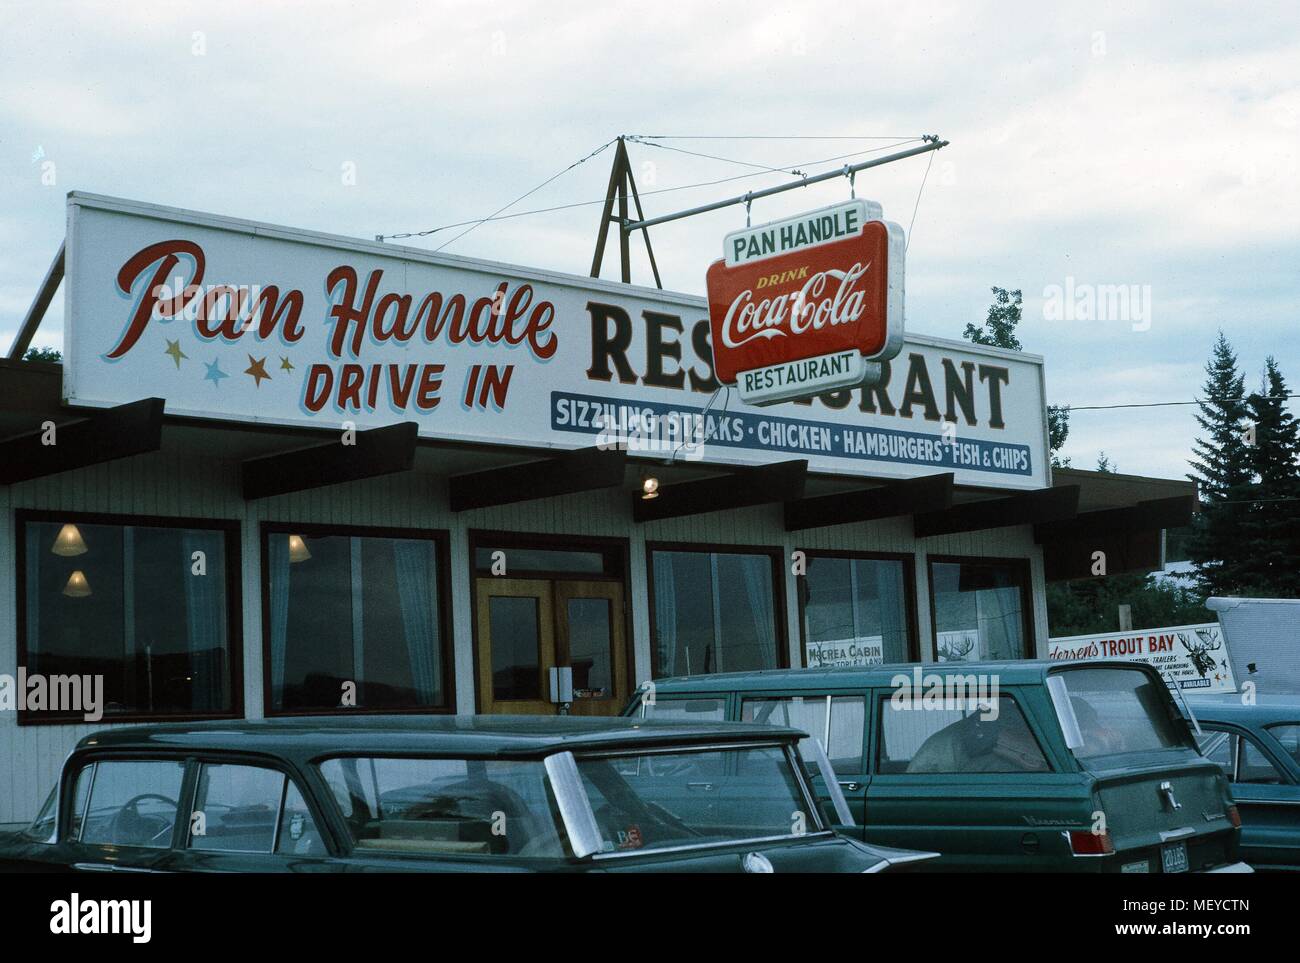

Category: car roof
[1183, 693, 1300, 725]
[646, 659, 1153, 693]
[73, 713, 802, 759]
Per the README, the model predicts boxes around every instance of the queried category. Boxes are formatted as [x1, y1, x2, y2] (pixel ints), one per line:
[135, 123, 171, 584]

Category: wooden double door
[475, 577, 629, 716]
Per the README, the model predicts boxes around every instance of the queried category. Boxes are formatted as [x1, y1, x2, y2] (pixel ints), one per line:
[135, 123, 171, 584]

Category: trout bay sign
[706, 200, 905, 406]
[62, 193, 1049, 489]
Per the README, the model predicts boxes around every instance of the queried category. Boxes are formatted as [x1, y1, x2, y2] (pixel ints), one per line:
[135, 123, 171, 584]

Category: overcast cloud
[2, 0, 1296, 479]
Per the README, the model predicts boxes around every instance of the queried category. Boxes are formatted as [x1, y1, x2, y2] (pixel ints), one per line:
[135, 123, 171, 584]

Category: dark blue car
[1187, 695, 1300, 871]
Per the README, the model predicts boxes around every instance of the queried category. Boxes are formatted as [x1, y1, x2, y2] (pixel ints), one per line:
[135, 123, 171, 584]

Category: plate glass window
[20, 517, 236, 719]
[266, 530, 447, 713]
[650, 549, 780, 676]
[929, 559, 1030, 661]
[801, 555, 911, 666]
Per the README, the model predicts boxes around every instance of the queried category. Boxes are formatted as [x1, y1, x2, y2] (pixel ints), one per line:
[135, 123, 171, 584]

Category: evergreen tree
[1186, 333, 1254, 596]
[962, 286, 1071, 465]
[1240, 358, 1300, 596]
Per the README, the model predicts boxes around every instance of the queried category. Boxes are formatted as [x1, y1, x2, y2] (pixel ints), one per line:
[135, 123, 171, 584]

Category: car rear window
[1052, 667, 1188, 762]
[878, 694, 1049, 773]
[318, 757, 566, 858]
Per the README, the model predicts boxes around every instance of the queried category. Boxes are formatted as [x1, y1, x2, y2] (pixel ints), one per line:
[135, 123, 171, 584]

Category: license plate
[1161, 842, 1188, 874]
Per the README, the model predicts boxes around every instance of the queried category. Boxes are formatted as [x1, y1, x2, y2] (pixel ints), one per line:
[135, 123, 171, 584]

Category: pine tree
[1186, 333, 1254, 596]
[1241, 358, 1300, 596]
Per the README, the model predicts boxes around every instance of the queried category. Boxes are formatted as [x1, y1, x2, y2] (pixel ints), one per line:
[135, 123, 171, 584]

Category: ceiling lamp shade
[51, 523, 88, 557]
[288, 534, 312, 563]
[62, 570, 92, 598]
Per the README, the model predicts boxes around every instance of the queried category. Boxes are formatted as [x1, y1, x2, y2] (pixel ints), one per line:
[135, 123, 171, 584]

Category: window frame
[873, 689, 1055, 775]
[795, 549, 920, 666]
[259, 521, 455, 718]
[925, 554, 1035, 661]
[15, 509, 244, 726]
[645, 541, 789, 680]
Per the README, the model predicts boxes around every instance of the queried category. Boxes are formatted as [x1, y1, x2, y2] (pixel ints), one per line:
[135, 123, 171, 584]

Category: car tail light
[1067, 829, 1115, 856]
[1227, 805, 1241, 829]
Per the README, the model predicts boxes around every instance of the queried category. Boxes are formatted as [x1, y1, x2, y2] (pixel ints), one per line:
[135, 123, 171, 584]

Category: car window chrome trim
[543, 750, 604, 860]
[1046, 674, 1085, 751]
[799, 737, 854, 827]
[589, 829, 837, 862]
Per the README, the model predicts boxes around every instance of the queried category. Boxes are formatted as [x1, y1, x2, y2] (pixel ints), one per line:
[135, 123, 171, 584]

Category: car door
[1200, 724, 1300, 870]
[738, 691, 868, 830]
[61, 757, 188, 873]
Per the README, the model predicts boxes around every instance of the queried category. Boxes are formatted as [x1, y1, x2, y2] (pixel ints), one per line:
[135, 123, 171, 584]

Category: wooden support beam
[634, 459, 808, 523]
[242, 421, 418, 500]
[784, 472, 954, 531]
[7, 242, 64, 360]
[914, 484, 1079, 538]
[448, 445, 627, 512]
[1033, 495, 1195, 543]
[0, 397, 163, 484]
[1043, 529, 1164, 582]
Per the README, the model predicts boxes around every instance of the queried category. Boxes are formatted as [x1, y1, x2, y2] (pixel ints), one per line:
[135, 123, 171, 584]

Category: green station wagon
[628, 660, 1250, 873]
[0, 715, 932, 874]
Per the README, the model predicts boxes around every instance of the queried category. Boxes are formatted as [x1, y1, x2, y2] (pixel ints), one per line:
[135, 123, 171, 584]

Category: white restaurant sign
[63, 193, 1050, 488]
[1047, 622, 1237, 693]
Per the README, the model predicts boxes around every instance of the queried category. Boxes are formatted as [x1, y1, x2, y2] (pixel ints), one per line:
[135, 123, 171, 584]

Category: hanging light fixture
[287, 534, 312, 563]
[62, 570, 92, 598]
[51, 523, 88, 557]
[640, 476, 660, 500]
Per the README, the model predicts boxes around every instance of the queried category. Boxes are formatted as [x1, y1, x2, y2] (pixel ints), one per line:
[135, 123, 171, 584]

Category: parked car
[627, 660, 1249, 872]
[0, 714, 935, 873]
[1185, 694, 1300, 871]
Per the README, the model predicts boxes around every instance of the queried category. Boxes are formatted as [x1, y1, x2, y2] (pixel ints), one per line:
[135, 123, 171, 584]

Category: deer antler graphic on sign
[938, 635, 976, 662]
[1179, 628, 1222, 678]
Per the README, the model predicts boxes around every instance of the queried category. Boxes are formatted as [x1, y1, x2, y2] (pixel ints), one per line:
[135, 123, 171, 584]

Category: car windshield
[1051, 667, 1189, 763]
[575, 745, 818, 854]
[318, 744, 817, 860]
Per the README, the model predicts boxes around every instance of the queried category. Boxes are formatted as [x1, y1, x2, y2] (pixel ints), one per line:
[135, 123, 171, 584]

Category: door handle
[687, 782, 715, 791]
[838, 781, 862, 792]
[72, 862, 115, 872]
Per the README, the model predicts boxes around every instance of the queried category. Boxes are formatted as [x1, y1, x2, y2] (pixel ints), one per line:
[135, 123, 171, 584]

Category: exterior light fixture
[287, 534, 312, 563]
[641, 476, 660, 500]
[51, 523, 88, 557]
[62, 570, 92, 598]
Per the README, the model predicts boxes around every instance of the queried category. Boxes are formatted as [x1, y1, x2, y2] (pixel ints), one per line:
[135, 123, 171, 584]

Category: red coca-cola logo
[706, 220, 899, 385]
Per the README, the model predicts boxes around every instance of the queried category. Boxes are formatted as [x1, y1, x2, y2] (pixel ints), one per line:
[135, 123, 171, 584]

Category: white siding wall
[0, 447, 1047, 823]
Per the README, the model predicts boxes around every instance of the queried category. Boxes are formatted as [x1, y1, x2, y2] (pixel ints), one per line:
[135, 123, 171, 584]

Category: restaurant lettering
[108, 239, 557, 413]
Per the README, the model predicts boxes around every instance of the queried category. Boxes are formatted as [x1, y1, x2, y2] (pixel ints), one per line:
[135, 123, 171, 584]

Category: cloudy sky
[2, 0, 1296, 479]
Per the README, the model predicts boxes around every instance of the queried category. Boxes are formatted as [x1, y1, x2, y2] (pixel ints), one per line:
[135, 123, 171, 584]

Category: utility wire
[628, 136, 921, 178]
[1063, 393, 1300, 412]
[631, 135, 919, 141]
[426, 138, 617, 251]
[906, 148, 937, 253]
[380, 140, 924, 241]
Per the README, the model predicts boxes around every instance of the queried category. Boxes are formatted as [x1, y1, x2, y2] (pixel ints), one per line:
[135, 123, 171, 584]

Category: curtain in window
[392, 539, 439, 704]
[182, 531, 225, 712]
[268, 535, 291, 709]
[652, 552, 678, 677]
[24, 525, 41, 659]
[738, 554, 777, 670]
[873, 561, 906, 662]
[976, 583, 1021, 660]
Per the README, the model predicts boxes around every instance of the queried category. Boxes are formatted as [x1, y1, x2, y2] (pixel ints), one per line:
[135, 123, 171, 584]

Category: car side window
[1238, 737, 1286, 785]
[878, 695, 1050, 774]
[639, 697, 727, 722]
[741, 695, 866, 774]
[277, 780, 322, 856]
[189, 764, 285, 853]
[78, 759, 186, 849]
[1196, 729, 1236, 779]
[1265, 724, 1300, 768]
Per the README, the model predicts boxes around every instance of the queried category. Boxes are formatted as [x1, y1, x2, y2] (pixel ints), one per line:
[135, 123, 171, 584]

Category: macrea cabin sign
[62, 193, 1051, 489]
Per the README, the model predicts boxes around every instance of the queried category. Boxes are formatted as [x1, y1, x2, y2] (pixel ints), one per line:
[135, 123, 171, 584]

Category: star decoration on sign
[245, 354, 271, 388]
[280, 356, 295, 372]
[203, 358, 228, 387]
[164, 339, 188, 369]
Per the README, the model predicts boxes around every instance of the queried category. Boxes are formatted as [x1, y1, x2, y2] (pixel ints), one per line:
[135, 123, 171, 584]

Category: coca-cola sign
[706, 200, 905, 405]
